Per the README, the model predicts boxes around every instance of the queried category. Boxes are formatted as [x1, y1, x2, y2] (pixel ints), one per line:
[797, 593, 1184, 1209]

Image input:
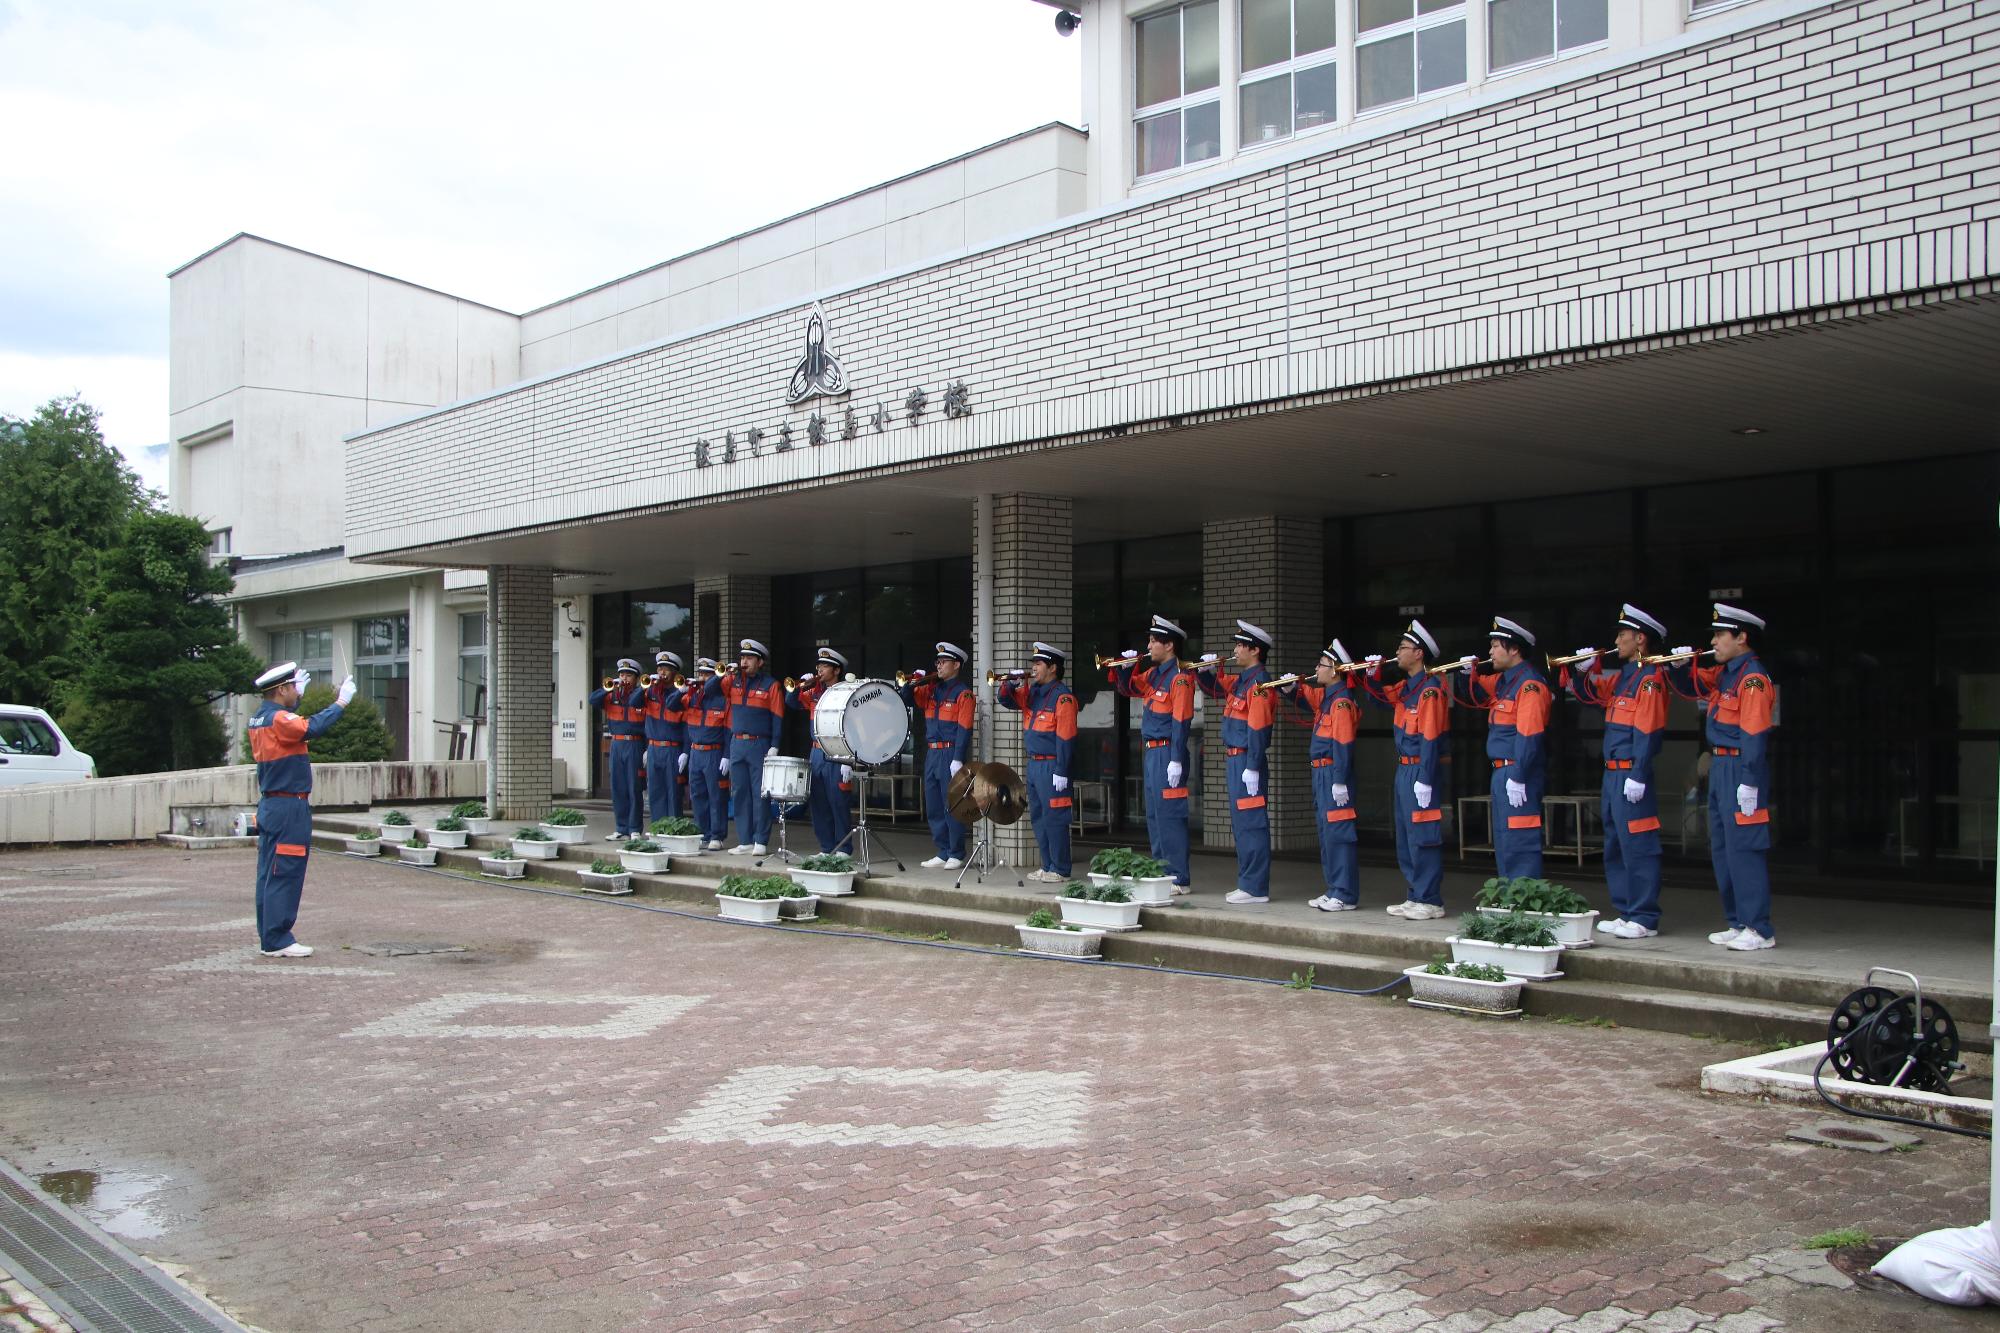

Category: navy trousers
[1490, 765, 1545, 879]
[807, 747, 850, 853]
[254, 794, 312, 952]
[922, 749, 967, 858]
[1025, 756, 1073, 876]
[1706, 754, 1774, 937]
[1225, 750, 1271, 896]
[729, 739, 774, 846]
[645, 742, 684, 825]
[1391, 764, 1445, 906]
[688, 746, 728, 843]
[607, 737, 644, 835]
[1600, 767, 1664, 929]
[1312, 764, 1359, 904]
[1141, 744, 1191, 886]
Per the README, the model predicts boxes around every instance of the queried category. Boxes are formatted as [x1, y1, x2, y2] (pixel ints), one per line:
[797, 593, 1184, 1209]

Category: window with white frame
[1355, 0, 1466, 113]
[355, 614, 409, 716]
[1240, 0, 1341, 147]
[268, 626, 333, 680]
[1488, 0, 1606, 72]
[1134, 2, 1222, 178]
[458, 611, 487, 720]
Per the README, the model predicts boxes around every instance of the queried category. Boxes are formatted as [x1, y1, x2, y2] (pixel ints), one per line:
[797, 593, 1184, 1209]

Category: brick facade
[693, 575, 772, 666]
[489, 565, 555, 820]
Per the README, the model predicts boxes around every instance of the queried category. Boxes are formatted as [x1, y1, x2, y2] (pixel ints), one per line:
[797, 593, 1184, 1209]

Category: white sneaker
[1171, 883, 1192, 896]
[941, 858, 965, 870]
[604, 832, 624, 841]
[1726, 928, 1775, 951]
[920, 856, 947, 868]
[728, 844, 754, 855]
[1224, 890, 1270, 905]
[1308, 895, 1357, 912]
[1385, 901, 1412, 916]
[259, 942, 313, 958]
[702, 839, 722, 851]
[1608, 920, 1658, 939]
[1399, 902, 1446, 921]
[749, 844, 767, 855]
[1596, 917, 1627, 934]
[1707, 926, 1745, 944]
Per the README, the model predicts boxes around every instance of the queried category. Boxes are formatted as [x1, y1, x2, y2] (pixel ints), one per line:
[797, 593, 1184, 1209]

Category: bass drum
[813, 678, 910, 767]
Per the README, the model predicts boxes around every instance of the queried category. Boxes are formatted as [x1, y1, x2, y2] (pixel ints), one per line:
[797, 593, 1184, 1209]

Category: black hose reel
[1826, 967, 1963, 1094]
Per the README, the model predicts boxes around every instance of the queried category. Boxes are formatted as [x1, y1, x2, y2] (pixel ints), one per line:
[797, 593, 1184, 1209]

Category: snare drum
[760, 754, 812, 801]
[813, 678, 909, 767]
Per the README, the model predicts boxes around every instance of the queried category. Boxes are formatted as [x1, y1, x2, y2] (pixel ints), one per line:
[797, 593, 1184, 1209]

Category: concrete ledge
[1702, 1042, 1993, 1132]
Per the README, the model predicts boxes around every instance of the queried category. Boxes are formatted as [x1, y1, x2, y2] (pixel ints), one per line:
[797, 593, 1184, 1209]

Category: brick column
[694, 574, 772, 663]
[489, 565, 555, 820]
[974, 494, 1072, 872]
[1200, 517, 1323, 854]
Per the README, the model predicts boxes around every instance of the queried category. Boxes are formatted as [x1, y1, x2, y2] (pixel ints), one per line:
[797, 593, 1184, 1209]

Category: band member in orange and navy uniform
[997, 642, 1078, 883]
[685, 658, 734, 851]
[1279, 638, 1362, 913]
[589, 658, 647, 840]
[1559, 604, 1670, 940]
[1446, 617, 1551, 880]
[1198, 619, 1275, 905]
[722, 639, 785, 855]
[1666, 603, 1779, 951]
[901, 642, 976, 869]
[1106, 615, 1197, 892]
[794, 648, 854, 854]
[247, 660, 353, 958]
[640, 651, 689, 826]
[1358, 619, 1451, 920]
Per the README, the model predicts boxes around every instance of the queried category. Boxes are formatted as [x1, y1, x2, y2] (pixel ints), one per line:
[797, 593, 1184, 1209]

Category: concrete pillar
[694, 574, 772, 663]
[1200, 516, 1324, 855]
[974, 494, 1073, 871]
[489, 565, 555, 820]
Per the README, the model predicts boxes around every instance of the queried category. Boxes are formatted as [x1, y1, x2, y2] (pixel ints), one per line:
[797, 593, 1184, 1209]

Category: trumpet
[1640, 647, 1716, 666]
[1251, 672, 1305, 694]
[1544, 649, 1604, 669]
[985, 667, 1027, 684]
[783, 676, 798, 693]
[1427, 655, 1491, 677]
[1094, 652, 1204, 671]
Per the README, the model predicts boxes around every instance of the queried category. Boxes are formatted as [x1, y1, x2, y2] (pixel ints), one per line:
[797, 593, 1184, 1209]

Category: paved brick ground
[0, 845, 1985, 1332]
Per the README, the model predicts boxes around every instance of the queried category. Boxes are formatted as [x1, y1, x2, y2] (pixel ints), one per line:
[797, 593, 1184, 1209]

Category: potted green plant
[342, 828, 382, 857]
[647, 816, 703, 856]
[396, 834, 439, 867]
[1404, 958, 1525, 1015]
[426, 815, 470, 850]
[789, 851, 857, 897]
[451, 801, 492, 836]
[1057, 879, 1142, 932]
[578, 856, 633, 895]
[478, 846, 526, 879]
[619, 838, 672, 874]
[1447, 910, 1564, 980]
[540, 806, 589, 845]
[1087, 847, 1174, 906]
[715, 873, 790, 923]
[777, 881, 820, 921]
[378, 809, 413, 840]
[1015, 906, 1105, 959]
[511, 827, 560, 860]
[1474, 876, 1598, 948]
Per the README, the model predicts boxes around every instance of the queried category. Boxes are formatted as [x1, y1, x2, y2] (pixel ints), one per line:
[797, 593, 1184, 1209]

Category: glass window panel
[1296, 60, 1339, 128]
[1184, 1, 1220, 91]
[1646, 473, 1818, 590]
[1184, 99, 1222, 161]
[1419, 0, 1462, 12]
[1832, 453, 2000, 581]
[1417, 19, 1467, 91]
[1135, 10, 1182, 108]
[1136, 109, 1181, 175]
[303, 628, 331, 666]
[1241, 73, 1292, 143]
[1489, 0, 1553, 69]
[1557, 0, 1606, 48]
[459, 612, 485, 651]
[1242, 0, 1290, 72]
[1358, 0, 1412, 33]
[1297, 0, 1340, 54]
[1357, 32, 1415, 108]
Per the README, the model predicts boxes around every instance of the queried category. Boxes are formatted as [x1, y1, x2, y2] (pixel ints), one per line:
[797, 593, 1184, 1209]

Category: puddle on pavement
[36, 1167, 176, 1241]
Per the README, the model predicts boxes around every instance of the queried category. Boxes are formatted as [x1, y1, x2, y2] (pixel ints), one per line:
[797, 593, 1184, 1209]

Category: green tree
[62, 512, 263, 775]
[0, 396, 151, 709]
[293, 683, 392, 764]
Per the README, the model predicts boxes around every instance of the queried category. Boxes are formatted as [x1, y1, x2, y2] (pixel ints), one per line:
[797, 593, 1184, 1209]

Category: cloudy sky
[0, 0, 1082, 492]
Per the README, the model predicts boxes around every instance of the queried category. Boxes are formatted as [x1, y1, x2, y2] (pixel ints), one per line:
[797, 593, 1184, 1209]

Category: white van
[0, 706, 96, 787]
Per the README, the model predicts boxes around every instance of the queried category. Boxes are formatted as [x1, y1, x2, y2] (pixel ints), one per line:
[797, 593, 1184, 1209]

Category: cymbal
[947, 760, 1027, 827]
[946, 763, 983, 826]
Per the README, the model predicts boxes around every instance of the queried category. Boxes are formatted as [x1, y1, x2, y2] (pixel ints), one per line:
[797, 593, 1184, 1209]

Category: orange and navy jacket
[1197, 664, 1273, 772]
[903, 675, 975, 764]
[589, 682, 647, 740]
[640, 678, 688, 745]
[997, 679, 1078, 773]
[1449, 663, 1550, 776]
[1286, 679, 1359, 784]
[1358, 666, 1450, 788]
[1669, 653, 1775, 789]
[1107, 658, 1195, 774]
[248, 697, 345, 795]
[723, 671, 785, 745]
[1563, 659, 1668, 788]
[685, 675, 734, 746]
[796, 679, 833, 755]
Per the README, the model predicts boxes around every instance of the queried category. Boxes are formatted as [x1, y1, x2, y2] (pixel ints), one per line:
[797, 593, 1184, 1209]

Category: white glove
[1364, 654, 1382, 664]
[1200, 652, 1219, 663]
[678, 753, 688, 774]
[911, 668, 927, 680]
[1506, 779, 1527, 808]
[335, 675, 356, 706]
[1051, 773, 1068, 792]
[767, 746, 778, 759]
[1623, 777, 1646, 804]
[1737, 784, 1758, 817]
[1672, 645, 1693, 657]
[1166, 761, 1183, 787]
[949, 760, 963, 777]
[293, 670, 312, 694]
[1120, 649, 1138, 660]
[1414, 781, 1433, 809]
[719, 757, 731, 776]
[1330, 783, 1350, 807]
[1460, 655, 1477, 667]
[1243, 769, 1260, 797]
[1574, 647, 1596, 661]
[839, 765, 852, 784]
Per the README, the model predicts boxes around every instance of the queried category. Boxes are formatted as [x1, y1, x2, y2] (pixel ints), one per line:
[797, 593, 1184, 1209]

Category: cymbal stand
[955, 818, 1004, 887]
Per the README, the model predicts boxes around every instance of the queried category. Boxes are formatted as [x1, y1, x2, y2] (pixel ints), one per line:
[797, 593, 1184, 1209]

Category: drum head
[815, 679, 909, 766]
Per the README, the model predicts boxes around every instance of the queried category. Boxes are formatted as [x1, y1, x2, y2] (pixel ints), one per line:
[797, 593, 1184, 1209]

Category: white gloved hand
[1051, 773, 1068, 792]
[1364, 654, 1382, 664]
[1120, 649, 1138, 660]
[1460, 655, 1477, 667]
[1166, 761, 1183, 788]
[1200, 652, 1219, 663]
[719, 757, 731, 776]
[678, 753, 688, 774]
[839, 765, 852, 784]
[1623, 777, 1646, 804]
[1737, 784, 1758, 817]
[1574, 647, 1597, 661]
[949, 760, 963, 777]
[767, 746, 779, 759]
[1330, 783, 1350, 807]
[1413, 781, 1433, 809]
[293, 670, 312, 695]
[1506, 779, 1527, 808]
[910, 668, 927, 680]
[335, 675, 356, 707]
[1672, 645, 1694, 658]
[1243, 769, 1260, 797]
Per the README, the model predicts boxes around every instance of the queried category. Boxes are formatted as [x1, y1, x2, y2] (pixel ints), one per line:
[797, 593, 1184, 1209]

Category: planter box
[378, 819, 415, 840]
[777, 894, 820, 921]
[1477, 905, 1598, 949]
[459, 817, 492, 836]
[540, 822, 589, 845]
[1058, 897, 1143, 932]
[426, 828, 470, 849]
[578, 870, 633, 896]
[1016, 924, 1105, 958]
[619, 849, 672, 874]
[654, 834, 703, 856]
[790, 868, 856, 897]
[396, 845, 440, 867]
[342, 836, 382, 857]
[1403, 965, 1525, 1015]
[1088, 873, 1176, 906]
[1446, 936, 1564, 980]
[511, 838, 560, 860]
[478, 856, 526, 879]
[716, 894, 783, 923]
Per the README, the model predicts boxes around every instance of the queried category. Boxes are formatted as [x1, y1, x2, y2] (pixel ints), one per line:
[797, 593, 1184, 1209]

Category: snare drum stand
[829, 764, 907, 876]
[752, 797, 802, 868]
[954, 818, 1004, 887]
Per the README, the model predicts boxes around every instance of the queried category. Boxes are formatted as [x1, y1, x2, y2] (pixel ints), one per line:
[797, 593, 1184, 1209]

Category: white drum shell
[814, 679, 910, 766]
[760, 755, 812, 801]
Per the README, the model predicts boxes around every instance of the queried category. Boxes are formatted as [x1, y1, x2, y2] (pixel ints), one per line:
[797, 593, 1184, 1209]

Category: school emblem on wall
[784, 302, 847, 406]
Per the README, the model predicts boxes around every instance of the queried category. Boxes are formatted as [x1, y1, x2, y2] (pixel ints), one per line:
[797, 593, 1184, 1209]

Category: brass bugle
[602, 676, 615, 690]
[639, 674, 655, 688]
[1093, 652, 1135, 670]
[1097, 652, 1203, 670]
[1640, 647, 1717, 666]
[1251, 672, 1305, 695]
[1545, 649, 1604, 669]
[783, 676, 798, 692]
[986, 667, 1026, 684]
[1427, 655, 1490, 677]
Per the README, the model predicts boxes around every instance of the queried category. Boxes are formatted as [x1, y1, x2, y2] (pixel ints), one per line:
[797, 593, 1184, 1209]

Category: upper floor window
[1356, 0, 1466, 113]
[1135, 2, 1222, 177]
[1240, 0, 1341, 147]
[1488, 0, 1607, 72]
[269, 626, 333, 679]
